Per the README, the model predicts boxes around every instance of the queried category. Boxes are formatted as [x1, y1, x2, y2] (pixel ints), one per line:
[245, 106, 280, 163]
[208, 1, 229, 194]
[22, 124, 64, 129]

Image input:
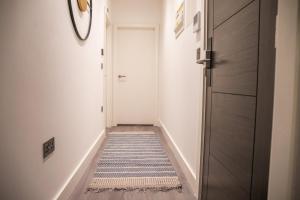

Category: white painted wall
[0, 0, 107, 199]
[111, 0, 161, 24]
[159, 0, 204, 180]
[268, 0, 300, 199]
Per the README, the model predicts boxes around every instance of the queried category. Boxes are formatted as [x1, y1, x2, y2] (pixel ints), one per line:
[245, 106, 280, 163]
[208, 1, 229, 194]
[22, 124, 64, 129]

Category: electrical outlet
[43, 137, 55, 159]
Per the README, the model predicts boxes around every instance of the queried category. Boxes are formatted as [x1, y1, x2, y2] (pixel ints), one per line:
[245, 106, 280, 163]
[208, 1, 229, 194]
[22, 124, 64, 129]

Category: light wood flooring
[69, 126, 197, 200]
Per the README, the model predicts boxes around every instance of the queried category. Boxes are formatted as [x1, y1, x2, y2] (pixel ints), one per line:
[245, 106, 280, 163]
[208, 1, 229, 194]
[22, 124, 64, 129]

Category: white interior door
[113, 26, 157, 125]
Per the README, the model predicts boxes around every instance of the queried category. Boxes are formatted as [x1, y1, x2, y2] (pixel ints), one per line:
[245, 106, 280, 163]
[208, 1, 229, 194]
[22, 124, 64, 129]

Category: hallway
[0, 0, 299, 200]
[69, 126, 196, 200]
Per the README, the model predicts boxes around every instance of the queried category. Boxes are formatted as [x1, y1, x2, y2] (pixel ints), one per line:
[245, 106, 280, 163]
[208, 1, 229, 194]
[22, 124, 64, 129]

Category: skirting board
[159, 121, 198, 196]
[54, 130, 106, 200]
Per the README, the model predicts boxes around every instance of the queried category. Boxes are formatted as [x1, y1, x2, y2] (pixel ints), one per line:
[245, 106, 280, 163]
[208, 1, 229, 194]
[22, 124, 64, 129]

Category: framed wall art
[174, 0, 185, 38]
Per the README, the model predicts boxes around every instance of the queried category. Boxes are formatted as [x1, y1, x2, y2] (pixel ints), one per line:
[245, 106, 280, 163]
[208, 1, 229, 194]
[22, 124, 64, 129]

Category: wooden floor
[69, 126, 197, 200]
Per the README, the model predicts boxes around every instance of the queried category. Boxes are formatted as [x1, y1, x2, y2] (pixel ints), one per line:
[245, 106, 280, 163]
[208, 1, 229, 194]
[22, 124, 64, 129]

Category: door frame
[198, 0, 278, 199]
[197, 0, 209, 198]
[104, 7, 113, 128]
[108, 24, 160, 127]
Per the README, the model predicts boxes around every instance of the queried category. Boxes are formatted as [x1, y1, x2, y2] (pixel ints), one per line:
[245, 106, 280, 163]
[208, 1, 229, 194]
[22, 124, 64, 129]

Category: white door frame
[106, 24, 159, 127]
[104, 10, 113, 128]
[197, 0, 209, 198]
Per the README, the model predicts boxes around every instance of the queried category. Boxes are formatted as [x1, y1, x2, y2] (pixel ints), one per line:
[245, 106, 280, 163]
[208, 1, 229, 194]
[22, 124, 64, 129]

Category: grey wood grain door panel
[207, 156, 250, 200]
[201, 0, 277, 199]
[210, 93, 256, 193]
[212, 1, 259, 96]
[214, 0, 254, 27]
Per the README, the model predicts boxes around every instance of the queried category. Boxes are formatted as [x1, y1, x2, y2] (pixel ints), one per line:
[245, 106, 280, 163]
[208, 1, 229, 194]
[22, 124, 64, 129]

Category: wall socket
[43, 137, 55, 159]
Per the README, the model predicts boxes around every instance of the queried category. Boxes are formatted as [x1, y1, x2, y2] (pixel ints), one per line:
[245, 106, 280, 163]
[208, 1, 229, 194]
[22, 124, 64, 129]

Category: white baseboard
[54, 129, 106, 200]
[159, 120, 198, 197]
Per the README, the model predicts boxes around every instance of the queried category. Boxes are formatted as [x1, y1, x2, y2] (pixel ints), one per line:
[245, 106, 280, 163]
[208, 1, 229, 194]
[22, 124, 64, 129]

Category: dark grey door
[201, 0, 277, 199]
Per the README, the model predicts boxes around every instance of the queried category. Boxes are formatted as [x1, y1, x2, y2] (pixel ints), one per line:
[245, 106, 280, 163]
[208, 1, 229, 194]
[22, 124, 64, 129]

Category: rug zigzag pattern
[88, 131, 182, 192]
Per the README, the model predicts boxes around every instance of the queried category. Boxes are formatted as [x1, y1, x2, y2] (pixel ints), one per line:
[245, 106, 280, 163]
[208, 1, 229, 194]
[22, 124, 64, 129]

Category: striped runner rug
[87, 131, 182, 192]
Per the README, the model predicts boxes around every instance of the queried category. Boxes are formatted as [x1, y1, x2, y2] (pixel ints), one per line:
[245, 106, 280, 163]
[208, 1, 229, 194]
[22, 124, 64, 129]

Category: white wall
[159, 0, 204, 180]
[111, 0, 161, 24]
[0, 0, 107, 199]
[268, 0, 300, 199]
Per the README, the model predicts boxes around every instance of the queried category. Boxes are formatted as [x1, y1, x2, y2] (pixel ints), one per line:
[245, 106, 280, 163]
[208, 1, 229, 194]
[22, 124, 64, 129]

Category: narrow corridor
[0, 0, 299, 199]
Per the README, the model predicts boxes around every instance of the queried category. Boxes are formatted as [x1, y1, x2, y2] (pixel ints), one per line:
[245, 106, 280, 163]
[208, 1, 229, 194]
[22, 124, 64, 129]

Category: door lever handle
[197, 59, 211, 65]
[118, 75, 127, 78]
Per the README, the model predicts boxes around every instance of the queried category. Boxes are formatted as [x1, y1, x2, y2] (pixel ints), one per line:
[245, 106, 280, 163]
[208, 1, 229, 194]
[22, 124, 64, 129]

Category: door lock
[199, 37, 213, 87]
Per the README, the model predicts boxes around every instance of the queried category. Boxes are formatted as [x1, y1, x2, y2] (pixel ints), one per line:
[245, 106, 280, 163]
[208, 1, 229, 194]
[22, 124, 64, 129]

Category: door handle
[118, 75, 127, 78]
[197, 50, 213, 66]
[197, 59, 211, 65]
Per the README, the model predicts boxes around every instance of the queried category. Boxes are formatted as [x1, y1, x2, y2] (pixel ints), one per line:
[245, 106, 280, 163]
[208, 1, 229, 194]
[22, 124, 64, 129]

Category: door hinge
[101, 106, 104, 112]
[101, 63, 104, 70]
[101, 49, 104, 56]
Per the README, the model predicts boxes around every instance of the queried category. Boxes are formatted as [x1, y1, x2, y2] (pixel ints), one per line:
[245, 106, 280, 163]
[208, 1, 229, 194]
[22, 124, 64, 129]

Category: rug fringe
[86, 185, 183, 193]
